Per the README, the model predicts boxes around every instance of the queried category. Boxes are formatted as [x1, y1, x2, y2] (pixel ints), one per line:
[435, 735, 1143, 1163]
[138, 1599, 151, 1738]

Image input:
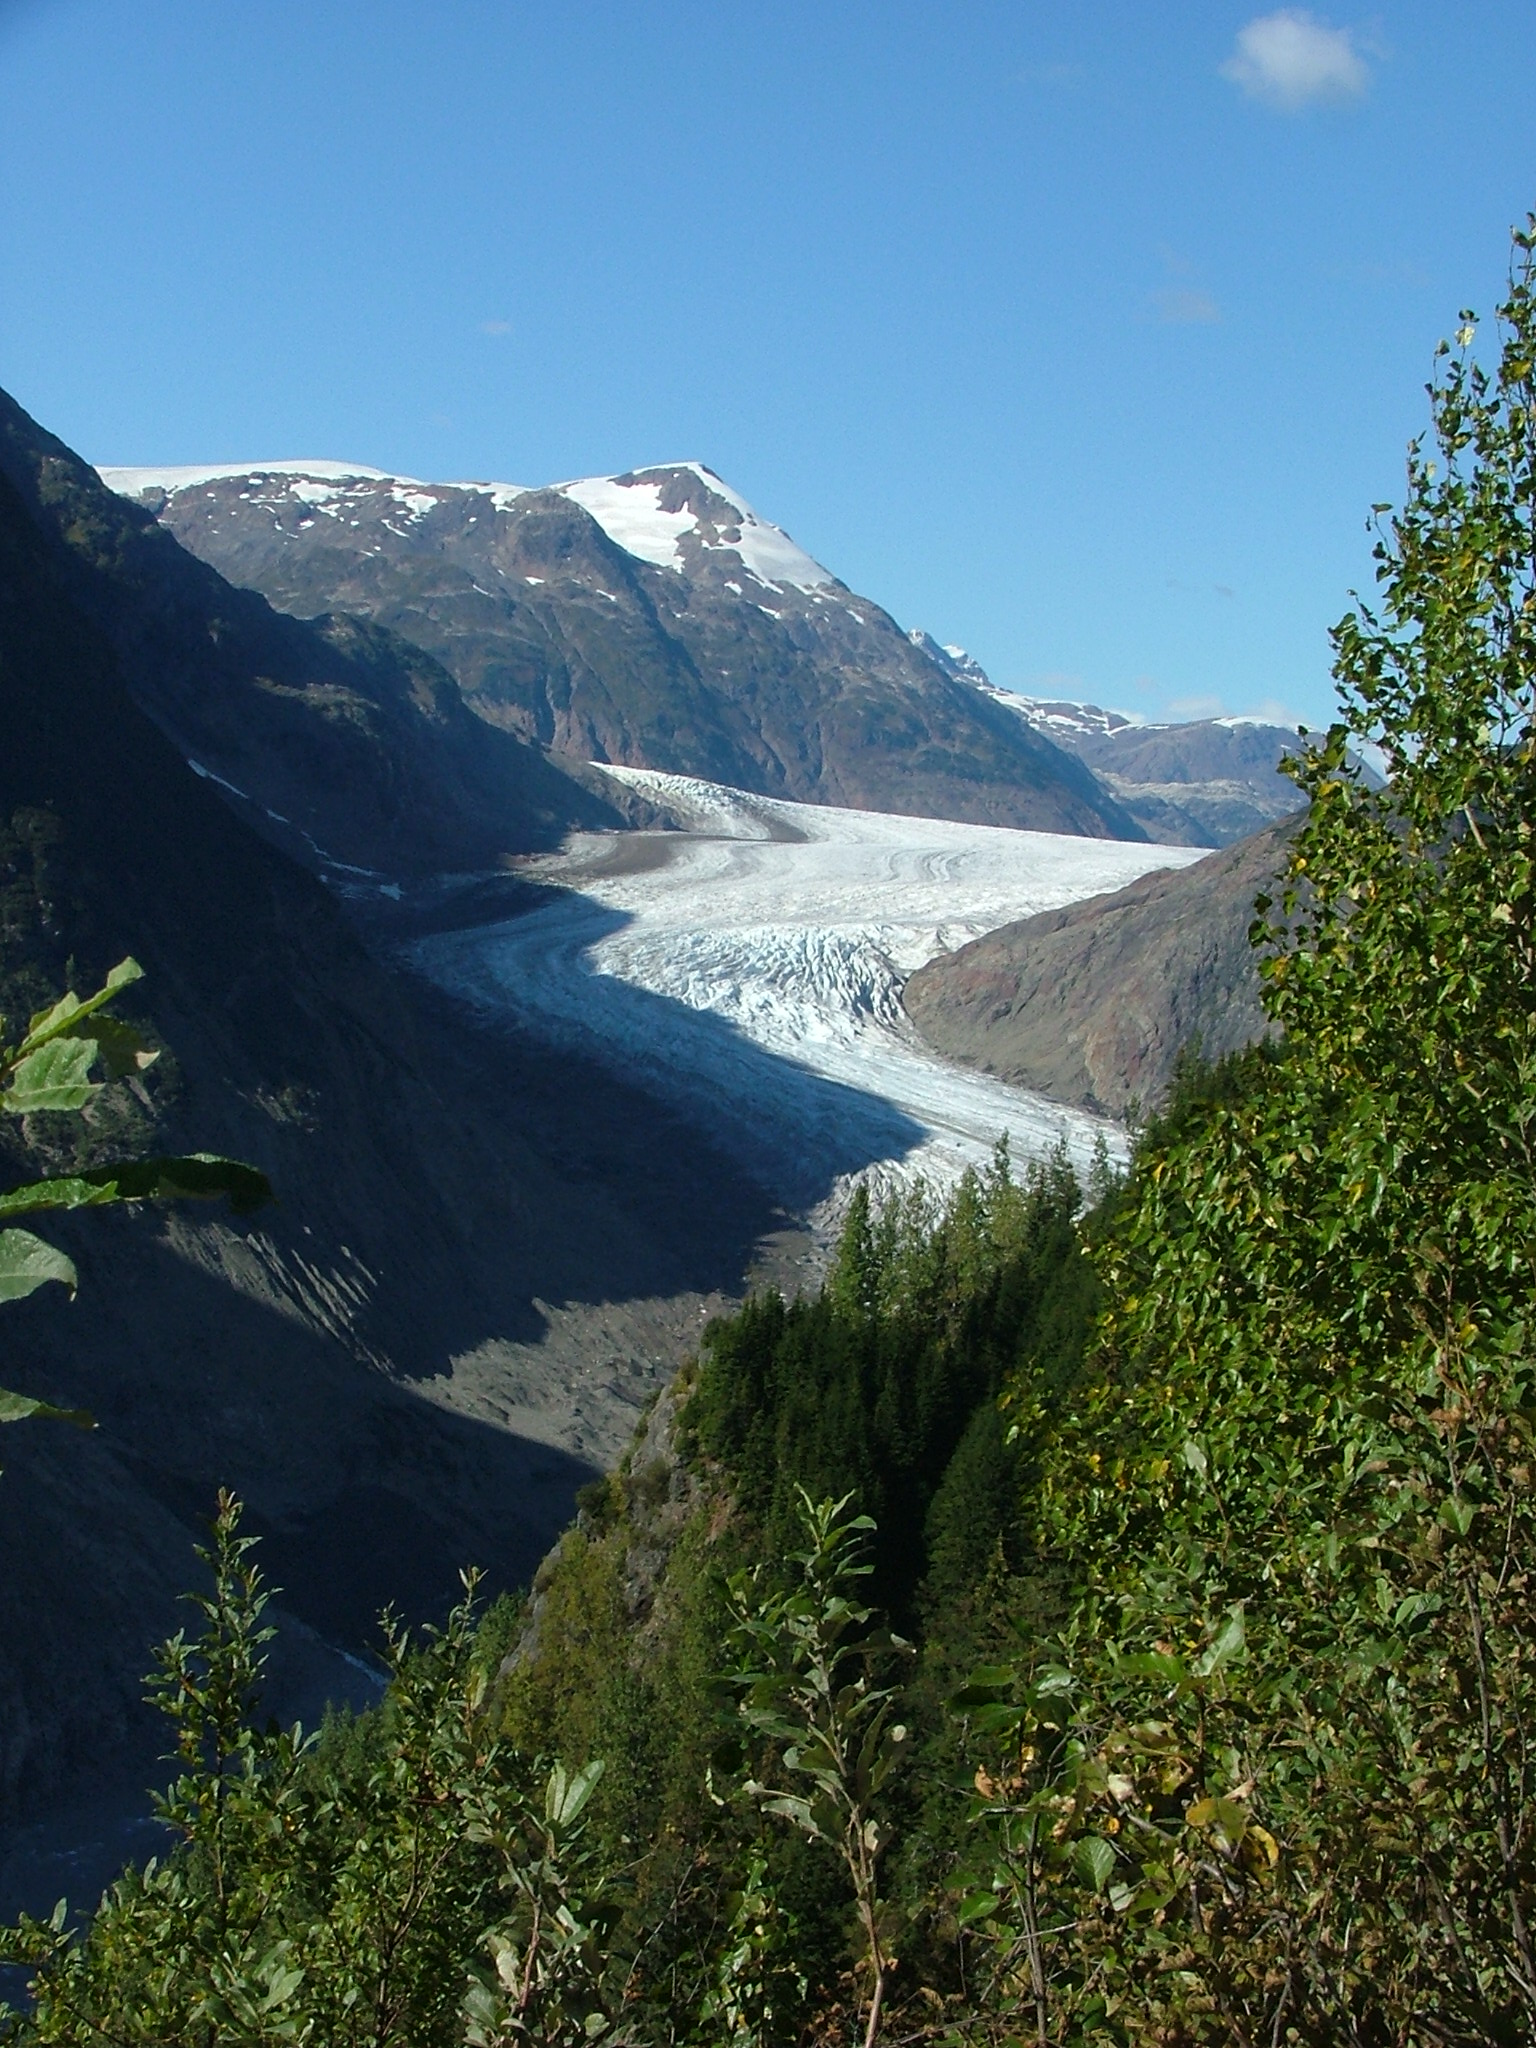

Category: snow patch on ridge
[556, 462, 835, 591]
[988, 690, 1146, 739]
[99, 455, 830, 590]
[100, 459, 401, 495]
[557, 475, 695, 570]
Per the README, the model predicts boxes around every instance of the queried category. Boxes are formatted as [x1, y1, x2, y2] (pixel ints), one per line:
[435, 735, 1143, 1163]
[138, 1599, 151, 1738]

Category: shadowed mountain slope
[902, 818, 1295, 1116]
[0, 394, 620, 880]
[0, 435, 800, 1834]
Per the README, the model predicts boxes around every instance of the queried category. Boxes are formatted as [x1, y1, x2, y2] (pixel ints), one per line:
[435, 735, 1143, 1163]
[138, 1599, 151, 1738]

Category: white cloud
[1221, 9, 1369, 111]
[480, 319, 513, 336]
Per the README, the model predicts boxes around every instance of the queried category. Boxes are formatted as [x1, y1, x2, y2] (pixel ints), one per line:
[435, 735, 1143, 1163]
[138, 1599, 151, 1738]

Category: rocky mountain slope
[902, 817, 1295, 1116]
[102, 459, 1142, 840]
[0, 407, 801, 1849]
[0, 396, 622, 881]
[965, 681, 1314, 846]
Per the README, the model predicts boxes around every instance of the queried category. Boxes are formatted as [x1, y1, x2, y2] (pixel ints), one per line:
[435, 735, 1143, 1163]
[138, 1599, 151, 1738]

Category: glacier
[409, 770, 1207, 1234]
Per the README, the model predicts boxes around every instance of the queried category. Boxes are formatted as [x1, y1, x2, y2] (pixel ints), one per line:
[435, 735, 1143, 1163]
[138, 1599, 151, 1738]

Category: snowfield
[410, 770, 1208, 1232]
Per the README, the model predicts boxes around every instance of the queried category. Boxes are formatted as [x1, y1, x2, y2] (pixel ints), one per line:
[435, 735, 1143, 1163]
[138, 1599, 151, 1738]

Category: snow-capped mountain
[100, 459, 1141, 841]
[102, 458, 840, 596]
[983, 691, 1142, 745]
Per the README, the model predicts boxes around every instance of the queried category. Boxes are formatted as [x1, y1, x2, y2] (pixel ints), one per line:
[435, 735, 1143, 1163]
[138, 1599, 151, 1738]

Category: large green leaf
[0, 1155, 273, 1222]
[73, 1014, 158, 1081]
[3, 1037, 101, 1114]
[1073, 1835, 1118, 1893]
[0, 1175, 123, 1222]
[119, 1154, 274, 1214]
[546, 1758, 604, 1831]
[0, 1228, 77, 1303]
[18, 957, 143, 1057]
[0, 1384, 93, 1429]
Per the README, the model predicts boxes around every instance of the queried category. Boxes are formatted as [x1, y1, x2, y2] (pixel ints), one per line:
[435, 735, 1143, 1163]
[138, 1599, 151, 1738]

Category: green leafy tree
[461, 1757, 617, 2048]
[959, 222, 1536, 2044]
[692, 1842, 808, 2048]
[2, 1501, 620, 2048]
[723, 1491, 913, 2048]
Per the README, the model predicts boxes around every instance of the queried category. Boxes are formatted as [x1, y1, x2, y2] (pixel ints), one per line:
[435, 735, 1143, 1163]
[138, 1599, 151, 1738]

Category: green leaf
[956, 1888, 1000, 1929]
[74, 1015, 158, 1081]
[4, 1037, 100, 1115]
[1438, 1495, 1478, 1537]
[548, 1757, 604, 1830]
[1073, 1835, 1117, 1892]
[0, 1228, 77, 1303]
[0, 1175, 128, 1223]
[1186, 1794, 1249, 1845]
[0, 1384, 93, 1429]
[0, 1156, 273, 1223]
[1114, 1650, 1188, 1685]
[1192, 1606, 1246, 1679]
[103, 1154, 274, 1214]
[19, 957, 143, 1056]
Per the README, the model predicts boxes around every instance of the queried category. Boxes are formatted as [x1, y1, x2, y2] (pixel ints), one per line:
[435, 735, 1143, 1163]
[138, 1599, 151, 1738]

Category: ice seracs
[411, 768, 1204, 1232]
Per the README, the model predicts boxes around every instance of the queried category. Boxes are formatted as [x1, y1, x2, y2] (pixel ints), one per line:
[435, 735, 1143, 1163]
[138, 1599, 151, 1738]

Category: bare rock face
[902, 818, 1296, 1117]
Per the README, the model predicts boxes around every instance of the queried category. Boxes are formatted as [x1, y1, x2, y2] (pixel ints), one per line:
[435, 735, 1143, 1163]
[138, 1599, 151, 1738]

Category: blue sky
[1, 2, 1533, 730]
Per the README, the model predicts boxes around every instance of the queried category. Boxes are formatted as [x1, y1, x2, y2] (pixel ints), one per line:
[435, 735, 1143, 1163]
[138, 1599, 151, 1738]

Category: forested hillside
[5, 233, 1536, 2047]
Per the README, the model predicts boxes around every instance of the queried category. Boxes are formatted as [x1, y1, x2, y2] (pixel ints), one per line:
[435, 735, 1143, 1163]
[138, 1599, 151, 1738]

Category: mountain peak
[556, 462, 836, 591]
[96, 452, 1142, 837]
[100, 458, 399, 494]
[101, 456, 839, 597]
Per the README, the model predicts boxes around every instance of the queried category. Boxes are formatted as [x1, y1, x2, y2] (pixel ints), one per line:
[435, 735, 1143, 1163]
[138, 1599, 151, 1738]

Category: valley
[0, 9, 1516, 2033]
[403, 768, 1205, 1227]
[0, 386, 1238, 1923]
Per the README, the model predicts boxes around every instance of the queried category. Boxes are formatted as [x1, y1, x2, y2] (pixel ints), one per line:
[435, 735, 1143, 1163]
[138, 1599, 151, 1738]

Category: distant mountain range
[965, 684, 1322, 846]
[101, 459, 1141, 841]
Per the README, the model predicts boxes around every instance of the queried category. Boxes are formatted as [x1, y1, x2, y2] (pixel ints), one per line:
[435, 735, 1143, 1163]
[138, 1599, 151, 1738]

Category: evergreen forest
[5, 230, 1536, 2048]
